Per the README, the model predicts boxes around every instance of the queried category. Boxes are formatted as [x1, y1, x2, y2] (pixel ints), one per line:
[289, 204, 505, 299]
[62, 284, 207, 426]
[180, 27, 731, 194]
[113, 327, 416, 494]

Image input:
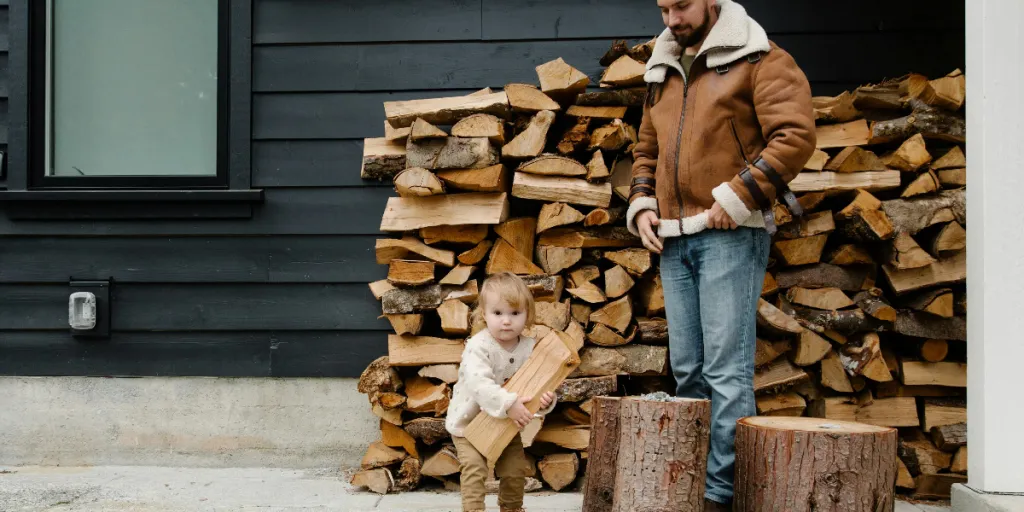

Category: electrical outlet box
[70, 279, 110, 338]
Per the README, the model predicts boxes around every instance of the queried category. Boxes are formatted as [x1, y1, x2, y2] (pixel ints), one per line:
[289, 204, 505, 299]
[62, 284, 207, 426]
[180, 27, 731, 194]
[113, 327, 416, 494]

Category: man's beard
[672, 16, 709, 48]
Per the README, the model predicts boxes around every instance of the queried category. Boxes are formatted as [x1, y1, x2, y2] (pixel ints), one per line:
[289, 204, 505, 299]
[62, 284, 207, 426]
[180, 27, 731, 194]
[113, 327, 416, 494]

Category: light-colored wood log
[821, 350, 855, 393]
[406, 136, 498, 170]
[536, 58, 589, 101]
[376, 236, 456, 267]
[836, 190, 895, 242]
[813, 396, 919, 427]
[762, 272, 780, 296]
[421, 445, 461, 477]
[912, 473, 966, 500]
[537, 202, 585, 233]
[451, 113, 506, 145]
[589, 119, 630, 151]
[841, 333, 893, 382]
[853, 289, 898, 322]
[536, 246, 582, 275]
[569, 265, 601, 286]
[512, 172, 613, 209]
[380, 193, 509, 232]
[418, 364, 459, 384]
[409, 118, 448, 141]
[380, 419, 419, 459]
[600, 55, 645, 87]
[886, 133, 933, 171]
[505, 83, 561, 113]
[351, 468, 393, 495]
[902, 169, 942, 198]
[436, 164, 509, 193]
[754, 358, 810, 393]
[495, 217, 537, 258]
[571, 303, 592, 328]
[755, 338, 791, 368]
[538, 453, 579, 492]
[556, 115, 591, 155]
[773, 234, 828, 266]
[756, 392, 807, 417]
[518, 155, 587, 178]
[929, 222, 966, 255]
[828, 244, 875, 266]
[815, 119, 871, 149]
[904, 288, 955, 318]
[458, 239, 493, 266]
[584, 206, 624, 227]
[804, 149, 830, 171]
[556, 375, 617, 403]
[603, 248, 651, 276]
[388, 259, 435, 287]
[486, 239, 544, 276]
[604, 265, 635, 299]
[369, 280, 395, 300]
[420, 225, 488, 246]
[464, 331, 580, 461]
[567, 105, 628, 120]
[786, 287, 853, 310]
[792, 329, 832, 367]
[777, 211, 835, 240]
[813, 90, 860, 123]
[385, 91, 509, 128]
[824, 146, 886, 172]
[437, 299, 471, 336]
[789, 170, 901, 193]
[405, 376, 450, 415]
[756, 298, 804, 336]
[881, 188, 965, 235]
[951, 446, 967, 474]
[385, 314, 424, 336]
[897, 459, 917, 490]
[901, 361, 966, 388]
[590, 296, 632, 333]
[566, 281, 607, 304]
[438, 264, 475, 286]
[900, 435, 952, 476]
[535, 299, 571, 331]
[937, 168, 966, 189]
[883, 249, 966, 295]
[361, 441, 407, 470]
[869, 102, 966, 145]
[361, 137, 407, 181]
[388, 335, 464, 366]
[573, 345, 668, 377]
[920, 339, 949, 363]
[523, 275, 564, 303]
[587, 321, 636, 348]
[586, 149, 611, 182]
[932, 146, 966, 170]
[385, 121, 411, 143]
[910, 69, 966, 111]
[886, 231, 938, 270]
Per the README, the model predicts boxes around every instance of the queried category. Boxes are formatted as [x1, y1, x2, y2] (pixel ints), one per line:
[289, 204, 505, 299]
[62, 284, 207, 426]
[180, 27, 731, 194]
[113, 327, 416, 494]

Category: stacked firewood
[355, 39, 968, 500]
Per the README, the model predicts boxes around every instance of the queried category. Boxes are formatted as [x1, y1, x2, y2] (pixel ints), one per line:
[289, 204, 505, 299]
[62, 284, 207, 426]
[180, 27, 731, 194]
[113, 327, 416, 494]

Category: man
[625, 0, 816, 509]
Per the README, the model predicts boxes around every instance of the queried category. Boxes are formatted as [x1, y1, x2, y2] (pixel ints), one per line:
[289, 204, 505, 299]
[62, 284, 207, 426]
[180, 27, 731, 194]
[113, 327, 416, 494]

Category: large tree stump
[582, 395, 711, 512]
[735, 417, 898, 512]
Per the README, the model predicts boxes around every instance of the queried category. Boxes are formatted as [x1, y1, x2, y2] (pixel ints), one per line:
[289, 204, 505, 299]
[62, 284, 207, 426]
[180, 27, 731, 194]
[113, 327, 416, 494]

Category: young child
[445, 272, 557, 512]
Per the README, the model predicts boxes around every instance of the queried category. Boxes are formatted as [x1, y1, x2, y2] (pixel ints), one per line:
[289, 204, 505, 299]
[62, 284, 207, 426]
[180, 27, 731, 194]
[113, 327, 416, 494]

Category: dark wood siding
[0, 0, 964, 377]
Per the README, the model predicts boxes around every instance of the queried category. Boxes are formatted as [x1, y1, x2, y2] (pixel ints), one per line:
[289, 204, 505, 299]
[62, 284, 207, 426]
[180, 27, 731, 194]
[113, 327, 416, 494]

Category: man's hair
[472, 272, 536, 331]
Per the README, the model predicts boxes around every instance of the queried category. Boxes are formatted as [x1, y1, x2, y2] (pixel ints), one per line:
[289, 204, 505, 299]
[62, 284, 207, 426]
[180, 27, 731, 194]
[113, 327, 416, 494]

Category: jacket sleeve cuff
[712, 182, 754, 225]
[626, 196, 659, 237]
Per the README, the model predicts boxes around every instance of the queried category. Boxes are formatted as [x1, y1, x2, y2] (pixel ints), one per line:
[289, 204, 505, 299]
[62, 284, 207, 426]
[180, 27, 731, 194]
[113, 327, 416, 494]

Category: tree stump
[735, 417, 898, 512]
[582, 395, 711, 512]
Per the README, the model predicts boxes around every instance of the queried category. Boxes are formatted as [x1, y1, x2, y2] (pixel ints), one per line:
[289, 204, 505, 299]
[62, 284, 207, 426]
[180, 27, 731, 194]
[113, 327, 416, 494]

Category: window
[0, 0, 259, 217]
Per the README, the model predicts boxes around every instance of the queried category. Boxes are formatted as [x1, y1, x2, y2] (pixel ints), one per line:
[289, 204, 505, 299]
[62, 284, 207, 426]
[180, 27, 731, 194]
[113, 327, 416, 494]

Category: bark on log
[869, 103, 966, 144]
[556, 375, 618, 403]
[930, 423, 967, 452]
[881, 188, 965, 235]
[775, 264, 874, 292]
[734, 417, 897, 512]
[575, 88, 646, 107]
[583, 396, 711, 512]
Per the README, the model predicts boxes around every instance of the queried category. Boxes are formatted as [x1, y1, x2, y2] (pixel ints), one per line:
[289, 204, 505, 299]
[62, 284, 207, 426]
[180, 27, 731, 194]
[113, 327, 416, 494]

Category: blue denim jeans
[659, 227, 770, 504]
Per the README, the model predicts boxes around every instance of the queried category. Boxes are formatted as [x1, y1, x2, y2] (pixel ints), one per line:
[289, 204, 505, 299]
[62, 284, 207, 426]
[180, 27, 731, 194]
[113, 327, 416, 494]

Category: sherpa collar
[644, 0, 771, 84]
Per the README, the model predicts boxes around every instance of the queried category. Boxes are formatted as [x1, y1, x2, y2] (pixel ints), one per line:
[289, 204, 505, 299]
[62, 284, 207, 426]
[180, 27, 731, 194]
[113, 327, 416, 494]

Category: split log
[381, 419, 418, 459]
[900, 361, 967, 388]
[556, 375, 617, 403]
[600, 55, 646, 87]
[376, 236, 456, 267]
[921, 398, 967, 432]
[567, 105, 629, 120]
[775, 263, 874, 292]
[885, 232, 937, 270]
[633, 274, 665, 317]
[369, 280, 395, 300]
[464, 331, 580, 461]
[523, 275, 564, 303]
[512, 172, 613, 208]
[536, 246, 582, 275]
[361, 138, 407, 181]
[505, 83, 561, 113]
[773, 234, 828, 266]
[904, 288, 954, 317]
[919, 339, 949, 363]
[828, 244, 875, 266]
[371, 403, 403, 425]
[385, 121, 411, 143]
[585, 206, 625, 227]
[590, 296, 633, 333]
[792, 330, 832, 367]
[582, 396, 711, 512]
[899, 436, 952, 476]
[404, 417, 449, 446]
[418, 364, 460, 384]
[762, 272, 780, 296]
[406, 137, 498, 170]
[571, 303, 592, 327]
[951, 447, 967, 474]
[893, 310, 966, 340]
[804, 149, 830, 171]
[912, 474, 967, 500]
[756, 338, 792, 367]
[405, 376, 450, 414]
[361, 441, 407, 470]
[535, 300, 571, 330]
[785, 287, 853, 310]
[538, 227, 639, 248]
[589, 119, 630, 151]
[436, 164, 510, 193]
[604, 265, 635, 299]
[811, 396, 919, 427]
[881, 188, 965, 235]
[381, 284, 443, 314]
[451, 113, 506, 145]
[886, 134, 933, 171]
[536, 58, 590, 101]
[897, 460, 917, 491]
[387, 335, 464, 366]
[586, 149, 611, 182]
[852, 289, 897, 322]
[754, 358, 810, 393]
[932, 145, 966, 170]
[928, 222, 966, 255]
[820, 350, 855, 393]
[812, 91, 860, 123]
[437, 299, 471, 336]
[518, 155, 588, 179]
[789, 170, 901, 193]
[815, 119, 871, 149]
[907, 70, 965, 111]
[385, 314, 424, 336]
[503, 110, 557, 159]
[535, 424, 590, 451]
[835, 190, 895, 242]
[351, 468, 393, 494]
[734, 417, 897, 512]
[564, 320, 586, 351]
[573, 346, 669, 377]
[380, 192, 509, 232]
[420, 225, 488, 246]
[538, 453, 579, 492]
[438, 264, 475, 286]
[384, 91, 509, 128]
[587, 323, 637, 347]
[869, 103, 966, 144]
[494, 217, 536, 258]
[901, 169, 941, 198]
[566, 281, 607, 304]
[756, 392, 807, 417]
[840, 333, 893, 382]
[458, 239, 494, 265]
[853, 76, 904, 110]
[556, 116, 592, 155]
[776, 211, 835, 240]
[537, 202, 585, 234]
[930, 423, 967, 452]
[421, 445, 461, 477]
[756, 298, 803, 337]
[883, 249, 966, 295]
[575, 88, 646, 107]
[358, 356, 402, 401]
[388, 259, 435, 287]
[637, 318, 668, 345]
[824, 146, 886, 172]
[603, 248, 652, 276]
[410, 118, 447, 141]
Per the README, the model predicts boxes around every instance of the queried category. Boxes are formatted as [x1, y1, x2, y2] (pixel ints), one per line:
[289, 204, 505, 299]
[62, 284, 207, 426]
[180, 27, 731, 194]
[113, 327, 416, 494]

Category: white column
[966, 0, 1024, 494]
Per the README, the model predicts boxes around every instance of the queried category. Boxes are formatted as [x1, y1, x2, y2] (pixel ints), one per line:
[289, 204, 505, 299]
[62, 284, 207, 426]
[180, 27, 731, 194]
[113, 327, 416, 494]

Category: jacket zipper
[729, 119, 751, 166]
[671, 73, 689, 225]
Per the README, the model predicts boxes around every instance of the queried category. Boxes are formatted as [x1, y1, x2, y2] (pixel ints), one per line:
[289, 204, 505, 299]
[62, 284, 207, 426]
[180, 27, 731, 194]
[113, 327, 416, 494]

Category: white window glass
[48, 0, 219, 177]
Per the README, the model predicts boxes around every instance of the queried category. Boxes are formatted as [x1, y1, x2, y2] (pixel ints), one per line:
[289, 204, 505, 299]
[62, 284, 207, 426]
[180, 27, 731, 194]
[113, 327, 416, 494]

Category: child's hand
[507, 396, 533, 430]
[539, 391, 555, 410]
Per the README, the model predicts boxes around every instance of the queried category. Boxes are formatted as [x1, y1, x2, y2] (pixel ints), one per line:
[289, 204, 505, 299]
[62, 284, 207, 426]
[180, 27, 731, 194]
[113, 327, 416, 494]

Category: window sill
[0, 189, 264, 219]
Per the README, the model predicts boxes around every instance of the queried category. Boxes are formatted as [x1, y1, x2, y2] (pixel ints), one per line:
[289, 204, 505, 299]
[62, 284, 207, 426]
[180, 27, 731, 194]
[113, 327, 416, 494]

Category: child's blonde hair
[471, 272, 536, 333]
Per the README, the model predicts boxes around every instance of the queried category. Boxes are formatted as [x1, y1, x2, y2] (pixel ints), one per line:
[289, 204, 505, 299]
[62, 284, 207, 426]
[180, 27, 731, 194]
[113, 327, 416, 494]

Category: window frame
[0, 0, 260, 216]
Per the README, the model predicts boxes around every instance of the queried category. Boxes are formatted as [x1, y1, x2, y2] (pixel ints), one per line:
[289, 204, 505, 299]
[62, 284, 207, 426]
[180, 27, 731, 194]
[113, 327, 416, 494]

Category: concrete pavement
[0, 466, 951, 512]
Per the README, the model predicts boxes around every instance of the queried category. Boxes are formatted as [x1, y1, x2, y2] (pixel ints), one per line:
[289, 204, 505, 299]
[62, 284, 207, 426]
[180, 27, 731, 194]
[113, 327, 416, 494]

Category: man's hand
[538, 391, 555, 410]
[707, 202, 738, 230]
[507, 396, 533, 430]
[636, 210, 664, 254]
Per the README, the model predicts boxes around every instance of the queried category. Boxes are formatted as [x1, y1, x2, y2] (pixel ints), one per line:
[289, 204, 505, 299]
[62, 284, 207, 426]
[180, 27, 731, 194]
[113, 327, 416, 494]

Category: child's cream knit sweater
[445, 329, 557, 437]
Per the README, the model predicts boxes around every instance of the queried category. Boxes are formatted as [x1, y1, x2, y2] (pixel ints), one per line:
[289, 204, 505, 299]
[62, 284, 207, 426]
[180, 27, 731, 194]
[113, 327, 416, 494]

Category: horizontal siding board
[0, 236, 387, 283]
[0, 188, 392, 235]
[0, 330, 388, 377]
[481, 0, 963, 39]
[254, 140, 389, 188]
[254, 32, 963, 94]
[0, 284, 390, 331]
[253, 0, 481, 44]
[0, 331, 271, 376]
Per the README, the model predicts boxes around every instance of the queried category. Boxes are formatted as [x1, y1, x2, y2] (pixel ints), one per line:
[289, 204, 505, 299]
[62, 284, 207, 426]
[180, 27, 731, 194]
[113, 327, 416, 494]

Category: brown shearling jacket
[625, 0, 816, 238]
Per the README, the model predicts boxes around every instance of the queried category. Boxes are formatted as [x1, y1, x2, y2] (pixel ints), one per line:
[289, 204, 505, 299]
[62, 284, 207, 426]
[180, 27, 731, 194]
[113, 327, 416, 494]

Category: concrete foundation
[953, 485, 1024, 512]
[0, 376, 379, 468]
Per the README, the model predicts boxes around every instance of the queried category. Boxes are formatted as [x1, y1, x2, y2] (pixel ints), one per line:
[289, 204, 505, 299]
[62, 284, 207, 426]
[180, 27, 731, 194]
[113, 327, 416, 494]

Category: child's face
[483, 295, 528, 344]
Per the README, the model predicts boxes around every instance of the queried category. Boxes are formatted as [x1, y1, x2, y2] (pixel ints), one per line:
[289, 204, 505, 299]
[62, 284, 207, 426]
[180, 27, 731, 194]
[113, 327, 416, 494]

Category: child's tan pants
[452, 433, 529, 511]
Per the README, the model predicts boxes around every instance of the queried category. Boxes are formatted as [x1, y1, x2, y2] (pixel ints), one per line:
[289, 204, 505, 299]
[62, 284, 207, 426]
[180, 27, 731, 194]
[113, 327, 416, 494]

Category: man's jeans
[659, 227, 770, 504]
